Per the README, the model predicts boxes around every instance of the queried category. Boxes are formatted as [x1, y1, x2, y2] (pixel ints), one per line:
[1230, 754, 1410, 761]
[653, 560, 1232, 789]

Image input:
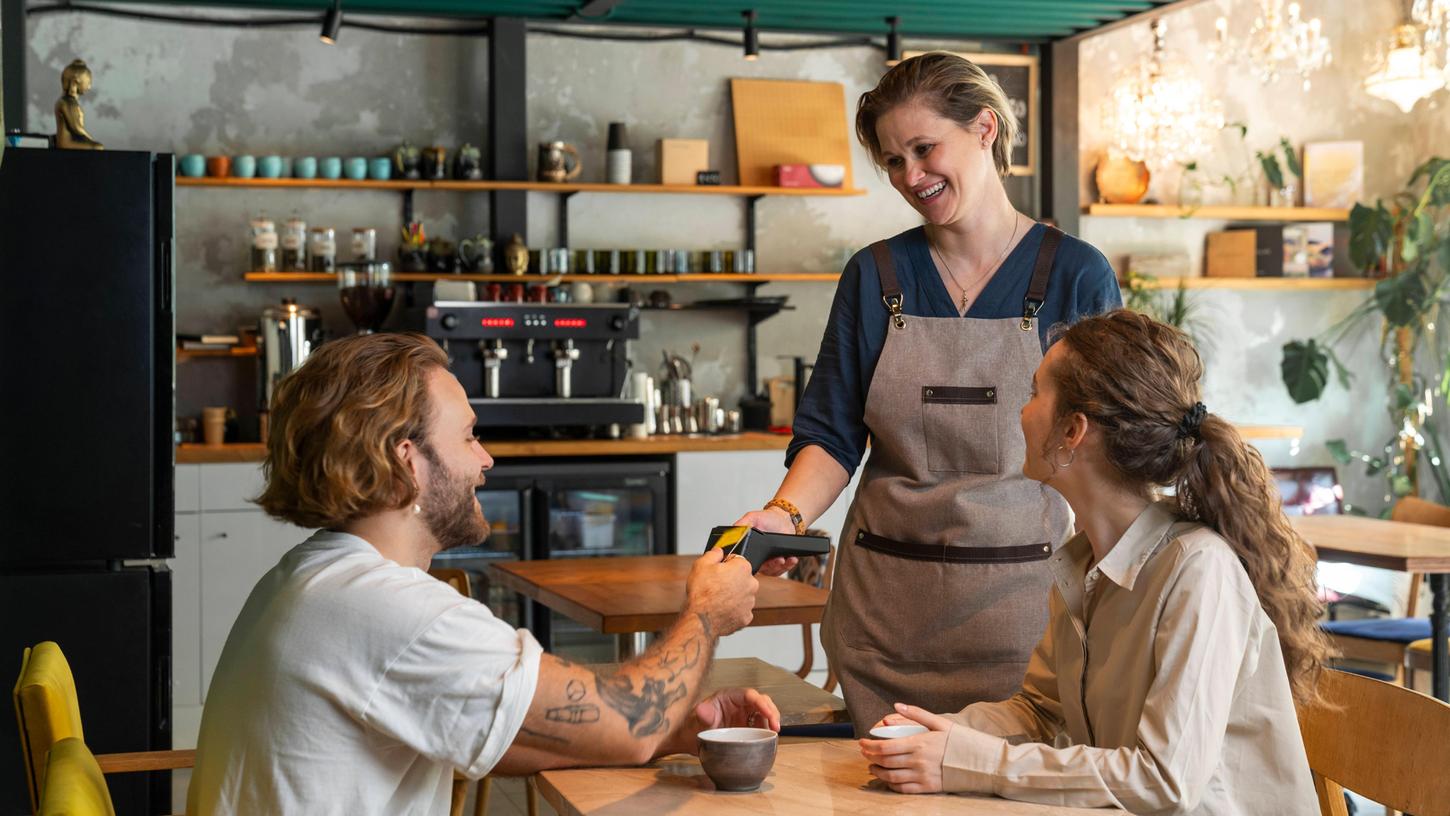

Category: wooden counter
[175, 431, 791, 464]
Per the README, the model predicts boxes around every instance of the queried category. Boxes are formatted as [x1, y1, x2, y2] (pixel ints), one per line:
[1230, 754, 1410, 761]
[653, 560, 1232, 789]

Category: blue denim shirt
[787, 224, 1122, 475]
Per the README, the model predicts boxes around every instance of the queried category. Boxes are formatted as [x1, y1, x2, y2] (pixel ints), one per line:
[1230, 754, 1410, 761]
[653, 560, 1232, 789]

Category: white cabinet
[172, 463, 311, 748]
[674, 450, 860, 684]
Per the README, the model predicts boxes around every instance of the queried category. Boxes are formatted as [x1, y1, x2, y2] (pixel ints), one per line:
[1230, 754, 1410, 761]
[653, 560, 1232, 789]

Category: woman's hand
[730, 508, 799, 577]
[859, 703, 954, 794]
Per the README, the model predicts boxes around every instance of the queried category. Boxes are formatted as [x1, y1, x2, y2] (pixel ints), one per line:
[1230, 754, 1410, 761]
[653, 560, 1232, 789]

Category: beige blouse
[939, 501, 1318, 815]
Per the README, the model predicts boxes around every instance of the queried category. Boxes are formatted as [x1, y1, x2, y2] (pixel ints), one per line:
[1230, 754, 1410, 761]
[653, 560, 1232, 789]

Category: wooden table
[1292, 514, 1450, 701]
[536, 739, 1126, 815]
[489, 554, 829, 657]
[590, 657, 848, 726]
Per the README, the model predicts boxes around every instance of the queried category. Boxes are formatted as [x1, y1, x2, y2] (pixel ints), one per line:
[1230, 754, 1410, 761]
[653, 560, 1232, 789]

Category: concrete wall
[24, 9, 1030, 417]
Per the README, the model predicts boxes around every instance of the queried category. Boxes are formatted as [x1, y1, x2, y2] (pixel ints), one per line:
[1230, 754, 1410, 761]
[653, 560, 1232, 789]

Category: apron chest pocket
[922, 385, 1000, 474]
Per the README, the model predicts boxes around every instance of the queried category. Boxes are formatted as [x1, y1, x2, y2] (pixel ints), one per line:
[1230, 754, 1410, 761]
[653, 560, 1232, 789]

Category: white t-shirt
[187, 530, 543, 816]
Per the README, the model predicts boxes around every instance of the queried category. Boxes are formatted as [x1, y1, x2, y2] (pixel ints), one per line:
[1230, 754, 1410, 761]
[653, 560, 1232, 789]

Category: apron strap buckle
[1020, 298, 1042, 332]
[882, 294, 906, 330]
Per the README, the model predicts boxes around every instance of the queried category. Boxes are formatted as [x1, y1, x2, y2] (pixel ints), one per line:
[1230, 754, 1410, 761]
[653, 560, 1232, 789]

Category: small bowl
[869, 724, 928, 740]
[698, 727, 776, 791]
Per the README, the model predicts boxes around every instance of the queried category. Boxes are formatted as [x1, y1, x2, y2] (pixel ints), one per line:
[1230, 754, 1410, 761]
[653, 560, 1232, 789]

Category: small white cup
[868, 724, 928, 740]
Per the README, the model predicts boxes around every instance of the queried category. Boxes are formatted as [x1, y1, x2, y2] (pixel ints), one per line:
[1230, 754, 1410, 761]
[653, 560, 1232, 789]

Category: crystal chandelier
[1364, 23, 1446, 113]
[1213, 0, 1332, 91]
[1101, 19, 1224, 170]
[1411, 0, 1449, 77]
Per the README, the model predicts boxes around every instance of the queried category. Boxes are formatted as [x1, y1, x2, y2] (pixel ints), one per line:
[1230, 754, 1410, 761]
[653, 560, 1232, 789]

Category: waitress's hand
[859, 703, 952, 794]
[730, 508, 799, 577]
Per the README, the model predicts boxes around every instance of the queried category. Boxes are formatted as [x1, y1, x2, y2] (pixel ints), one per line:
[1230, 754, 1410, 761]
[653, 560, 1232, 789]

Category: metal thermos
[258, 299, 322, 411]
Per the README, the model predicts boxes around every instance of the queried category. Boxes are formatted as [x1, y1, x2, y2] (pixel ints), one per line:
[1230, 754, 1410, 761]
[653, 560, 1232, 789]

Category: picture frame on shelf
[1303, 141, 1364, 209]
[905, 50, 1038, 176]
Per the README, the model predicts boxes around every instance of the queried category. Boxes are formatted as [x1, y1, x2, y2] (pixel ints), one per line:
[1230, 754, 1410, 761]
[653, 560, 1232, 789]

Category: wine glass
[337, 261, 396, 335]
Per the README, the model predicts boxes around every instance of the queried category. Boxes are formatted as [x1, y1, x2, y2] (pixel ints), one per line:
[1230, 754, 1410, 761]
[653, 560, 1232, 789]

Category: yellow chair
[429, 568, 538, 816]
[1297, 668, 1450, 815]
[36, 737, 114, 816]
[1319, 497, 1449, 684]
[12, 642, 194, 813]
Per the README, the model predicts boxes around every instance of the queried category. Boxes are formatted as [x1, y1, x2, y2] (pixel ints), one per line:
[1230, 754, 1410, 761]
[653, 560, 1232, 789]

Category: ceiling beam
[1059, 0, 1209, 42]
[570, 0, 623, 20]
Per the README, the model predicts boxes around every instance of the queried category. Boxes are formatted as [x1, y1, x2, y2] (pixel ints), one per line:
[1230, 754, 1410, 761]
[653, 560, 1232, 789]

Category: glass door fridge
[430, 472, 532, 630]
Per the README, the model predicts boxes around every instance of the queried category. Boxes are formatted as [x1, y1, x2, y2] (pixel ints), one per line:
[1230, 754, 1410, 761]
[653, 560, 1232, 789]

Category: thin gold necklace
[931, 214, 1020, 313]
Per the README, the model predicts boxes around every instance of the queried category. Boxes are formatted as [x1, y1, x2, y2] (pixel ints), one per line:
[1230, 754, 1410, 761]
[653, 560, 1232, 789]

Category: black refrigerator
[432, 458, 672, 663]
[0, 148, 175, 816]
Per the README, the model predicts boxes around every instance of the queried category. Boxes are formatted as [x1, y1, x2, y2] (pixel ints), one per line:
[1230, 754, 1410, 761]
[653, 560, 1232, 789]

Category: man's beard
[418, 443, 490, 552]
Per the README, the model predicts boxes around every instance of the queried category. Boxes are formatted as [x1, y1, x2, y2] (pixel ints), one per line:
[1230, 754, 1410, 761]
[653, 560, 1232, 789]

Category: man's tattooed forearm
[595, 636, 702, 736]
[519, 725, 570, 745]
[696, 611, 714, 639]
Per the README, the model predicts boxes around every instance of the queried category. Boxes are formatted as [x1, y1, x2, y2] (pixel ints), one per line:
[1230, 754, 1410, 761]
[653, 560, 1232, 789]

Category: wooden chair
[1297, 668, 1450, 815]
[12, 641, 194, 814]
[36, 737, 114, 816]
[428, 568, 538, 816]
[788, 530, 837, 693]
[1319, 497, 1448, 684]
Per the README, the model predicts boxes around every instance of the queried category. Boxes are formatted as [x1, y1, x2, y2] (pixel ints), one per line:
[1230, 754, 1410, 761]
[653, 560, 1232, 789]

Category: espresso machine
[426, 301, 644, 430]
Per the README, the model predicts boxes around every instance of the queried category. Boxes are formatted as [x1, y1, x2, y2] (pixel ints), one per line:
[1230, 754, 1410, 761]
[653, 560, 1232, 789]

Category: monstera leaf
[1282, 339, 1330, 404]
[1349, 202, 1395, 272]
[1374, 267, 1431, 327]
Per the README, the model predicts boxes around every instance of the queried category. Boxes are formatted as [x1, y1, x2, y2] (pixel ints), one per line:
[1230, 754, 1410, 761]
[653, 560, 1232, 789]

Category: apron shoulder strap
[1021, 225, 1065, 331]
[870, 240, 906, 330]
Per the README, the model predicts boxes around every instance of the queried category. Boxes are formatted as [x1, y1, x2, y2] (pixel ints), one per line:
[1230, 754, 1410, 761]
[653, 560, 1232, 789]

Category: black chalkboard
[906, 51, 1039, 175]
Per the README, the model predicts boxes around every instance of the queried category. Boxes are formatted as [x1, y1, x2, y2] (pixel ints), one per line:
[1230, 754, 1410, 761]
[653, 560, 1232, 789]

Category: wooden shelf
[176, 432, 792, 463]
[178, 177, 865, 197]
[1084, 204, 1349, 222]
[176, 346, 258, 361]
[1235, 425, 1304, 440]
[242, 271, 840, 284]
[1126, 276, 1375, 290]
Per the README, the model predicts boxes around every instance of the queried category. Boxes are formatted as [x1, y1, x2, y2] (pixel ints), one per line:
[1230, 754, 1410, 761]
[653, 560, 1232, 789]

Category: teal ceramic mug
[319, 157, 342, 179]
[179, 154, 206, 178]
[258, 155, 283, 179]
[344, 157, 368, 180]
[293, 156, 317, 179]
[368, 157, 392, 180]
[232, 155, 256, 178]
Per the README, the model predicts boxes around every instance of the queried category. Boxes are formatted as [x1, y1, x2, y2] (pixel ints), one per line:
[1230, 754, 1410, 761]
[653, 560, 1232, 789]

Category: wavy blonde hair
[856, 51, 1018, 178]
[1050, 310, 1329, 705]
[255, 332, 448, 529]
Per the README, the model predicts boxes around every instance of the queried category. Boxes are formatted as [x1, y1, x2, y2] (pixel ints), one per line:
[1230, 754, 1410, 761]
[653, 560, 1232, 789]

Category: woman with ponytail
[860, 309, 1326, 814]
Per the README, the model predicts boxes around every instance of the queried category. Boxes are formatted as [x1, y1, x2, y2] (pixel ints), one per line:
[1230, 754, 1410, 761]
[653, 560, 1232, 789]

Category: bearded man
[188, 332, 771, 815]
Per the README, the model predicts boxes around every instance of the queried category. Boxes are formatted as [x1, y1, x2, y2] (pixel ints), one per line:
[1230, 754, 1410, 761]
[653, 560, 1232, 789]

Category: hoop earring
[1052, 445, 1075, 469]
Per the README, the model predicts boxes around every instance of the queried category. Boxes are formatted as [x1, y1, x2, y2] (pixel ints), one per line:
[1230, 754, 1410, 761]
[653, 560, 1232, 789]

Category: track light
[320, 0, 343, 45]
[886, 16, 902, 66]
[742, 10, 759, 61]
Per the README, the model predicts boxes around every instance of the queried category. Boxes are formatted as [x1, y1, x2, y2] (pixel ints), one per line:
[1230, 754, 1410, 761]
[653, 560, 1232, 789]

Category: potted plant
[1256, 137, 1302, 207]
[1280, 157, 1450, 505]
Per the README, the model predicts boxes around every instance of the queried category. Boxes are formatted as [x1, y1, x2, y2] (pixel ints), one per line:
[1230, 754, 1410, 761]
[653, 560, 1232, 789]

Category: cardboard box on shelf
[775, 163, 846, 188]
[659, 139, 710, 185]
[1205, 227, 1283, 278]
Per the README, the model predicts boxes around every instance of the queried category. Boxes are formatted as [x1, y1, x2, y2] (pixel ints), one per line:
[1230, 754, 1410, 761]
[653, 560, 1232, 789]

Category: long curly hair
[255, 332, 448, 529]
[1050, 310, 1329, 705]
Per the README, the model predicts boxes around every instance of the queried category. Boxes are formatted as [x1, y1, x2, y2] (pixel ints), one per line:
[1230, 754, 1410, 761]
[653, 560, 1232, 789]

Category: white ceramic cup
[868, 724, 928, 740]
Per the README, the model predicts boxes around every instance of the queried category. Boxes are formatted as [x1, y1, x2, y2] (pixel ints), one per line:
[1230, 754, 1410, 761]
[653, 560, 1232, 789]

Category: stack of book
[179, 333, 241, 351]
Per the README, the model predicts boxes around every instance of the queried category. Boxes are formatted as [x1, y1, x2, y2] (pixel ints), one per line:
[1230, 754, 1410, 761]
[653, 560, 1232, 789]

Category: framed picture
[1303, 141, 1364, 209]
[903, 51, 1038, 176]
[1270, 466, 1343, 516]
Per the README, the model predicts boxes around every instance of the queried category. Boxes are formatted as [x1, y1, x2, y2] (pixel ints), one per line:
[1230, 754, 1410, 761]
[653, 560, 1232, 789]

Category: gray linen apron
[820, 228, 1074, 732]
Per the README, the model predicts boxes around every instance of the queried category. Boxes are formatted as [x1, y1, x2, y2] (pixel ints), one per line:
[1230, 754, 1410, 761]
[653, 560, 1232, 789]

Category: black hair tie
[1177, 401, 1207, 439]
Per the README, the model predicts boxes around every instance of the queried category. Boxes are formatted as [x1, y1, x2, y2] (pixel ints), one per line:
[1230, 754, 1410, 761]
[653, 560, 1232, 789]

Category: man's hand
[656, 687, 781, 757]
[858, 703, 953, 794]
[685, 548, 758, 637]
[729, 509, 799, 577]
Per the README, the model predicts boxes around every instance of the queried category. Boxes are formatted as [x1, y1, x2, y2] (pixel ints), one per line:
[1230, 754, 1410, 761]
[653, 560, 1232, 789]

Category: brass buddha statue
[503, 234, 528, 276]
[55, 60, 104, 150]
